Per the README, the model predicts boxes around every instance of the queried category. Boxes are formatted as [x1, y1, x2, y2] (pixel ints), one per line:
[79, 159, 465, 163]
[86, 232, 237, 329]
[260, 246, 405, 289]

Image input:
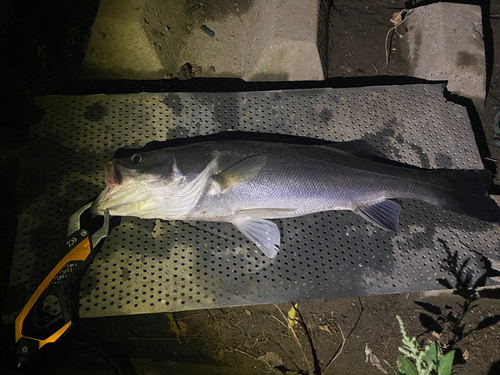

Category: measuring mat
[4, 83, 499, 321]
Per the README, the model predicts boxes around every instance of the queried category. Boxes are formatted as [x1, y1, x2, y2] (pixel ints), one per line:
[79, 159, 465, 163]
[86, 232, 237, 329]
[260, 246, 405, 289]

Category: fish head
[91, 150, 185, 217]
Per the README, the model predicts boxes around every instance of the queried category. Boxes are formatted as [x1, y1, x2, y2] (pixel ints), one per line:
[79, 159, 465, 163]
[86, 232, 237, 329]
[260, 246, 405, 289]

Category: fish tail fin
[427, 169, 500, 222]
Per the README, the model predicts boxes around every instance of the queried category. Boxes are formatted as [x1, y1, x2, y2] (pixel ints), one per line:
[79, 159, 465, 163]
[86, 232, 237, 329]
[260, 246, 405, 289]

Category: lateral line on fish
[296, 153, 451, 191]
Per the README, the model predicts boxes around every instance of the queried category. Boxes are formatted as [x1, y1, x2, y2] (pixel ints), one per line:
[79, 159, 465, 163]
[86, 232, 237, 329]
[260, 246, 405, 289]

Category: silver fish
[92, 140, 500, 258]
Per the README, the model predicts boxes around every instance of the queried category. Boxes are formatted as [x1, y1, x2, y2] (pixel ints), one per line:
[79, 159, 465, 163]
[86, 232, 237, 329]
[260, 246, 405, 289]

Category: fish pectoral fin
[355, 200, 401, 232]
[232, 218, 280, 259]
[212, 155, 265, 191]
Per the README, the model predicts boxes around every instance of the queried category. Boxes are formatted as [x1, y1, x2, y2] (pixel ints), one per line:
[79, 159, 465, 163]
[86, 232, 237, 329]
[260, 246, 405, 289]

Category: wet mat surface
[4, 83, 500, 321]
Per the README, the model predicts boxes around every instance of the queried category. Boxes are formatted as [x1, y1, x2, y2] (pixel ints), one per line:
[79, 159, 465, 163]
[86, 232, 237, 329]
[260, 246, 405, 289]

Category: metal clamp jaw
[67, 202, 110, 248]
[13, 203, 110, 367]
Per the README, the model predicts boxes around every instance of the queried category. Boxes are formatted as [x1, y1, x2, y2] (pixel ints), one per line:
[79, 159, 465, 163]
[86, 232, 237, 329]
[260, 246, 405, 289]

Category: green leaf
[397, 355, 418, 375]
[437, 351, 455, 375]
[422, 341, 438, 372]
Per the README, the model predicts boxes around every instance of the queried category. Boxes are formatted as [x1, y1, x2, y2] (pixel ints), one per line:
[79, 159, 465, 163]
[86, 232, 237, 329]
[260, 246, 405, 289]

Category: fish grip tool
[11, 203, 110, 368]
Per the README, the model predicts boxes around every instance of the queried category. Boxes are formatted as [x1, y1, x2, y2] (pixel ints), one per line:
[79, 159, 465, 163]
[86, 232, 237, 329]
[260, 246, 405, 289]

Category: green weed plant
[396, 316, 454, 375]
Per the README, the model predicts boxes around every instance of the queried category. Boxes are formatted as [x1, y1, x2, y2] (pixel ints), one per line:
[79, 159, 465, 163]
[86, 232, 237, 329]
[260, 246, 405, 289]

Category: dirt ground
[48, 292, 499, 375]
[1, 1, 500, 374]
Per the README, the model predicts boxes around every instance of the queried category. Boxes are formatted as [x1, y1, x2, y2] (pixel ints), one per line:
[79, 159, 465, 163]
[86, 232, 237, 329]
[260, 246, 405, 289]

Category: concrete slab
[80, 0, 166, 79]
[239, 0, 326, 81]
[401, 3, 486, 108]
[80, 0, 328, 81]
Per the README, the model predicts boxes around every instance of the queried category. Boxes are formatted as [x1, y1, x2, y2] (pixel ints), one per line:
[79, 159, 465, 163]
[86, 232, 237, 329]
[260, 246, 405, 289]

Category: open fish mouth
[91, 161, 126, 214]
[104, 160, 122, 185]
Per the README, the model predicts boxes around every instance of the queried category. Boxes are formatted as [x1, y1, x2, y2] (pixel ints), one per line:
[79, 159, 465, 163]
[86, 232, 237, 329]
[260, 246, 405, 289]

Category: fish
[91, 140, 500, 258]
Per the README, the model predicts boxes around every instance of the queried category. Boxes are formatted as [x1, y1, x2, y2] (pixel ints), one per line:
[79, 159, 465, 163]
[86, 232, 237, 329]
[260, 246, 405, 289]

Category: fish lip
[105, 161, 122, 185]
[91, 160, 126, 215]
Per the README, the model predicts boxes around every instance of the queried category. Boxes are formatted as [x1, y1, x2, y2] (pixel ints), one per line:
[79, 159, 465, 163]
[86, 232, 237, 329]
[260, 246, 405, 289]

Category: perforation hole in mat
[5, 85, 499, 321]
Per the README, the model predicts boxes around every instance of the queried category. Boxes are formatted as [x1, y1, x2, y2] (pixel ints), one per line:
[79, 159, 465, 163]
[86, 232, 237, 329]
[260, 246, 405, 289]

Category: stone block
[80, 0, 166, 79]
[80, 0, 328, 81]
[240, 0, 326, 81]
[401, 3, 486, 108]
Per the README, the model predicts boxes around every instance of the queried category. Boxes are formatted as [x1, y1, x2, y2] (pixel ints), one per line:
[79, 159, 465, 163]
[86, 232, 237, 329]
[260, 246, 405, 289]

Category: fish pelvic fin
[355, 200, 401, 232]
[212, 155, 266, 191]
[232, 217, 280, 258]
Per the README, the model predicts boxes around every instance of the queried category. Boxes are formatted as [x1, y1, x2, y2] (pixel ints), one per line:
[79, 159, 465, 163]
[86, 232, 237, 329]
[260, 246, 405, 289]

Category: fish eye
[131, 154, 143, 164]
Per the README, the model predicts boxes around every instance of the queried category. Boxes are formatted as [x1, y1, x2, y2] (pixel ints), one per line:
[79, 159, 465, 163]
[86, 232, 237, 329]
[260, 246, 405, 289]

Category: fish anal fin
[232, 218, 280, 258]
[355, 200, 401, 232]
[213, 155, 265, 191]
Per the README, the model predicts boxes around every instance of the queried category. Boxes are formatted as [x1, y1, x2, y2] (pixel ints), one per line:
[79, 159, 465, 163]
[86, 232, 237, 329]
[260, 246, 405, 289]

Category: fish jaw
[91, 177, 156, 217]
[91, 160, 155, 217]
[91, 184, 113, 214]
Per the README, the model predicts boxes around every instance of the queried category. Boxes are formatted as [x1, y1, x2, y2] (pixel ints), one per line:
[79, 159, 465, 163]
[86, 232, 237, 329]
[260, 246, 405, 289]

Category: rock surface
[80, 0, 328, 81]
[401, 3, 486, 108]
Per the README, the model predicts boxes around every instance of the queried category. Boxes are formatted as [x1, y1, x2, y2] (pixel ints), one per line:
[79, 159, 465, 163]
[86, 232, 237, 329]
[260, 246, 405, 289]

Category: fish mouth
[91, 161, 128, 215]
[104, 160, 122, 185]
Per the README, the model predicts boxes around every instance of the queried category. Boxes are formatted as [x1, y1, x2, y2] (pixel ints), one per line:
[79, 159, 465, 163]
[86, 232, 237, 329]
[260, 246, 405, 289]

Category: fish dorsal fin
[322, 140, 384, 158]
[355, 200, 401, 232]
[232, 218, 280, 258]
[213, 155, 265, 191]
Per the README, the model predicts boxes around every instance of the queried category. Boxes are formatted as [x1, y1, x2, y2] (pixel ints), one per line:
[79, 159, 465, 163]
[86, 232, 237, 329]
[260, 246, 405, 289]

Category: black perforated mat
[4, 83, 500, 322]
